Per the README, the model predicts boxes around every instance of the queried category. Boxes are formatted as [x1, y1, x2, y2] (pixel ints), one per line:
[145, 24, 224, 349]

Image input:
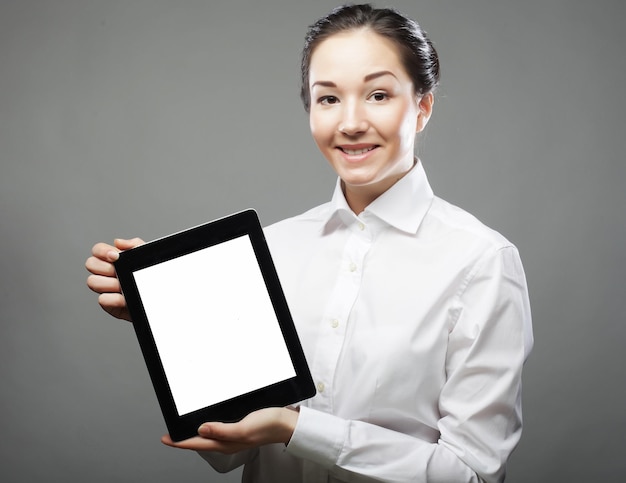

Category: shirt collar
[323, 160, 434, 235]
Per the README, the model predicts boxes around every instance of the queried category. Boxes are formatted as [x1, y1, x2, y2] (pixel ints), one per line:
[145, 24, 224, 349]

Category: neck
[342, 183, 380, 215]
[342, 158, 417, 214]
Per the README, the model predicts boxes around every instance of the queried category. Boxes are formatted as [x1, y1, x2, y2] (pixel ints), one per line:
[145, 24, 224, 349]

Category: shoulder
[261, 202, 332, 259]
[417, 196, 526, 285]
[263, 202, 331, 242]
[424, 196, 515, 253]
[261, 202, 333, 283]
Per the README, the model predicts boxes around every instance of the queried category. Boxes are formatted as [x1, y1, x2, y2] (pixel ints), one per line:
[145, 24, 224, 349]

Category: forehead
[309, 29, 409, 83]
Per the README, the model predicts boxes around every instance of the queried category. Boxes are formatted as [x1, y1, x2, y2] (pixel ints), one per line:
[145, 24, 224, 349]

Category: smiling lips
[338, 144, 378, 156]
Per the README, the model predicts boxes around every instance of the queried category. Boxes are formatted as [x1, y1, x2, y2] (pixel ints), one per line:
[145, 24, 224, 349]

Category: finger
[87, 274, 121, 294]
[161, 434, 210, 449]
[91, 242, 121, 262]
[160, 434, 249, 454]
[85, 256, 116, 277]
[98, 293, 130, 321]
[197, 422, 247, 442]
[114, 238, 145, 250]
[97, 291, 126, 308]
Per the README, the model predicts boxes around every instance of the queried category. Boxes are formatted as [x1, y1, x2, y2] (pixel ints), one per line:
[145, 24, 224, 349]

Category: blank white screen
[132, 235, 296, 416]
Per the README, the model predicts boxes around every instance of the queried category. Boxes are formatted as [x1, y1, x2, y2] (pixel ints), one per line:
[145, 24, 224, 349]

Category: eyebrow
[311, 70, 398, 89]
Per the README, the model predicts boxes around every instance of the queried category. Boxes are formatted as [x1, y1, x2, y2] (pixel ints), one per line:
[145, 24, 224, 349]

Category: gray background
[1, 0, 624, 481]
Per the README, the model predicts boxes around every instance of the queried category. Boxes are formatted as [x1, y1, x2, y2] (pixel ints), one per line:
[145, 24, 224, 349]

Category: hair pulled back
[300, 3, 440, 112]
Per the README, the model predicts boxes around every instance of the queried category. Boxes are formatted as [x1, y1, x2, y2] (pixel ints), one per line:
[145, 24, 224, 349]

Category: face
[308, 29, 433, 212]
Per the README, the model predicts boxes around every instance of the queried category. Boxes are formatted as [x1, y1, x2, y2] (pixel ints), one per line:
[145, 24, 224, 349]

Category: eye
[318, 95, 339, 105]
[368, 91, 389, 102]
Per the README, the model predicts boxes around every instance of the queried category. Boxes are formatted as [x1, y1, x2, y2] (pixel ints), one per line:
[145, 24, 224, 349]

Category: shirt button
[357, 222, 365, 231]
[349, 262, 357, 272]
[331, 318, 339, 329]
[316, 382, 325, 393]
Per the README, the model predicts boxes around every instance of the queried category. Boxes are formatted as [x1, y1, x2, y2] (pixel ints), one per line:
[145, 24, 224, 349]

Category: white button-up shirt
[200, 161, 533, 482]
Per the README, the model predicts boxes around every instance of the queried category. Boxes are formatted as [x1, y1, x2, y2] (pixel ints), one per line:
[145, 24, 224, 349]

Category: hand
[85, 238, 144, 321]
[161, 407, 300, 454]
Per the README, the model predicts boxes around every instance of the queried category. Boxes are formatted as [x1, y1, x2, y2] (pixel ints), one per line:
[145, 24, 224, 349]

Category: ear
[416, 92, 434, 133]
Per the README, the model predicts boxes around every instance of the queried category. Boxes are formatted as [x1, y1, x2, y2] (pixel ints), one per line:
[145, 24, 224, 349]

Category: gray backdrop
[1, 1, 624, 482]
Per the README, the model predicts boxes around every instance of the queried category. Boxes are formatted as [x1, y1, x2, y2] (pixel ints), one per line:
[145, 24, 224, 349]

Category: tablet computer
[113, 209, 315, 441]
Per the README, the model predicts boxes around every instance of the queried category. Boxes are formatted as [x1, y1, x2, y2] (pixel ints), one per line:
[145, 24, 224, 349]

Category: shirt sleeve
[287, 245, 533, 483]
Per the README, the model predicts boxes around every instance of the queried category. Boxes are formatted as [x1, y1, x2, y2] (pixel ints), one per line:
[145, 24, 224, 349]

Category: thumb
[114, 237, 145, 251]
[198, 422, 241, 441]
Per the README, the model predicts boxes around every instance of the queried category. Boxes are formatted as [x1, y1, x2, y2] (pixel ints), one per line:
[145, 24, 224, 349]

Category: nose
[338, 100, 368, 136]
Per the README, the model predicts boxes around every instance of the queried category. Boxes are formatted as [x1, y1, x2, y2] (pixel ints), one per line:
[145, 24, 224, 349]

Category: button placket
[309, 225, 371, 412]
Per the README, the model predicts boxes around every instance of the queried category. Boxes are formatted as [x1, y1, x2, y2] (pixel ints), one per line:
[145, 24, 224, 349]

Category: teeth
[342, 146, 375, 155]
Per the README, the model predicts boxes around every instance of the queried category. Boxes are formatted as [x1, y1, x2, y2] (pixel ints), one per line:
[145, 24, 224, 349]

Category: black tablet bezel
[113, 209, 315, 442]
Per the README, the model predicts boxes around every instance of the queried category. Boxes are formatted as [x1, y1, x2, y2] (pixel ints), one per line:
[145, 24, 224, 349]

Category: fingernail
[198, 424, 210, 437]
[107, 251, 119, 261]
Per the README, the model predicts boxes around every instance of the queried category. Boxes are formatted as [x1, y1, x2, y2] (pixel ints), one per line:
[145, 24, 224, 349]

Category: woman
[86, 4, 533, 482]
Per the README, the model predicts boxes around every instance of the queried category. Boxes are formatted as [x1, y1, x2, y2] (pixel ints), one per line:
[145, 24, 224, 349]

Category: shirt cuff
[286, 406, 346, 468]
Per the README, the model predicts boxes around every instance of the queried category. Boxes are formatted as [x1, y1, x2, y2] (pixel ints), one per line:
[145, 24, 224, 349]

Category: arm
[286, 246, 533, 482]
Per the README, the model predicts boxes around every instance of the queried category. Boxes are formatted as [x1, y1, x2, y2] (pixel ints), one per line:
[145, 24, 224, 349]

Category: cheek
[374, 108, 417, 147]
[396, 106, 420, 146]
[401, 114, 419, 144]
[309, 112, 333, 146]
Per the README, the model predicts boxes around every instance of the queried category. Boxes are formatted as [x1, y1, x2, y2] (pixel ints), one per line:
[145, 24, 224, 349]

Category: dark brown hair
[300, 3, 440, 112]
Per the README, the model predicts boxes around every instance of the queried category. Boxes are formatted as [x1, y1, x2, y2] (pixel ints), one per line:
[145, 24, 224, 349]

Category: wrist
[281, 406, 300, 445]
